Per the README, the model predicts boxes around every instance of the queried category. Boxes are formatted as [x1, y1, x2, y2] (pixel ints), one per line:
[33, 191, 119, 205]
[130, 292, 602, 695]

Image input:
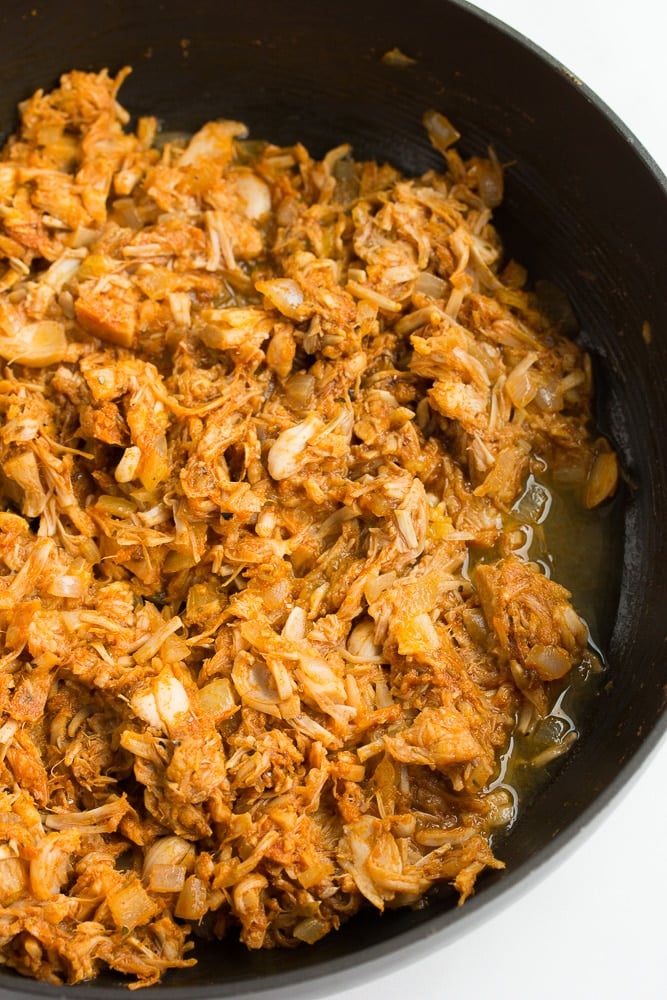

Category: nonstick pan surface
[0, 1, 666, 997]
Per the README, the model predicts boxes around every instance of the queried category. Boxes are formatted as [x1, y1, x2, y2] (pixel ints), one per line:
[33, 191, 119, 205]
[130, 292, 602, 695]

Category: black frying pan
[0, 1, 666, 997]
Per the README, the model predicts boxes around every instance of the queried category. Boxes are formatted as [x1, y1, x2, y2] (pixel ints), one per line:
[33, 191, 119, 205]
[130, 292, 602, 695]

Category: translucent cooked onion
[284, 371, 315, 407]
[1, 450, 47, 517]
[414, 271, 448, 299]
[198, 677, 238, 721]
[147, 863, 187, 893]
[143, 836, 195, 884]
[175, 874, 209, 920]
[461, 607, 490, 646]
[476, 149, 504, 208]
[533, 382, 563, 413]
[0, 321, 68, 367]
[395, 304, 443, 336]
[583, 449, 619, 509]
[0, 845, 28, 903]
[107, 879, 159, 931]
[138, 435, 170, 491]
[232, 655, 283, 718]
[233, 171, 271, 220]
[423, 109, 461, 153]
[46, 573, 86, 599]
[292, 917, 331, 944]
[347, 618, 382, 660]
[525, 643, 571, 680]
[505, 353, 539, 408]
[255, 277, 309, 321]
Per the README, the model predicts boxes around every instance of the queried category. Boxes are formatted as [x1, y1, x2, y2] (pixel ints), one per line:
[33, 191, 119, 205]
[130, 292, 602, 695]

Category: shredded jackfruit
[0, 68, 617, 988]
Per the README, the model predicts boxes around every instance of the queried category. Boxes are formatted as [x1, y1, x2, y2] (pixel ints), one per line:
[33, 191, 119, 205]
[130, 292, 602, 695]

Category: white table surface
[330, 1, 667, 999]
[0, 3, 665, 999]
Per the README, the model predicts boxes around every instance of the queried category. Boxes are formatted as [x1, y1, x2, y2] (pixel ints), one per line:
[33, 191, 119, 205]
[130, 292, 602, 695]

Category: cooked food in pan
[0, 68, 616, 986]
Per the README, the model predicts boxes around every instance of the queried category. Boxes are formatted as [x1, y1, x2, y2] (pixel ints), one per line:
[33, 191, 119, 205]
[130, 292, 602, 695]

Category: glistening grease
[484, 472, 621, 825]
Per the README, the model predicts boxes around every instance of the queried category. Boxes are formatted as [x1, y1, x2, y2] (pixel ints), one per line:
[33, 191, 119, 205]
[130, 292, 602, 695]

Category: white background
[329, 2, 667, 1000]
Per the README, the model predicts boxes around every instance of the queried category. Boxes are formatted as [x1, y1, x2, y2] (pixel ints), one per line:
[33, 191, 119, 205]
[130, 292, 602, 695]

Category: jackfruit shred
[0, 68, 617, 987]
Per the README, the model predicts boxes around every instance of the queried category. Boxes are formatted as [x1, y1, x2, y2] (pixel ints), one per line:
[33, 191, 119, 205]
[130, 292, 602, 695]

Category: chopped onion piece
[423, 109, 461, 154]
[0, 321, 68, 367]
[255, 277, 310, 321]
